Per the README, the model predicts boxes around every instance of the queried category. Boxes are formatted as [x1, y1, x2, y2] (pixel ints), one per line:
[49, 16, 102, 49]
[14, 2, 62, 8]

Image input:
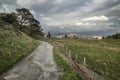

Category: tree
[0, 13, 19, 30]
[16, 8, 44, 37]
[0, 13, 17, 24]
[65, 34, 68, 38]
[0, 8, 44, 38]
[29, 18, 44, 37]
[47, 31, 51, 38]
[16, 8, 33, 31]
[102, 36, 105, 39]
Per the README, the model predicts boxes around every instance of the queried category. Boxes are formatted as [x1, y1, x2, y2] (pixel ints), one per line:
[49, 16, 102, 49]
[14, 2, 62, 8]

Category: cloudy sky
[0, 0, 120, 36]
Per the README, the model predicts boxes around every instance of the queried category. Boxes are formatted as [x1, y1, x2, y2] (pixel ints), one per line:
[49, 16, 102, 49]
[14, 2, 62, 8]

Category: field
[49, 39, 120, 80]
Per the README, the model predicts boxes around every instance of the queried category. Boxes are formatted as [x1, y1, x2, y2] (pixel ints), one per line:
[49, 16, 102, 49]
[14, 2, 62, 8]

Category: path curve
[0, 41, 59, 80]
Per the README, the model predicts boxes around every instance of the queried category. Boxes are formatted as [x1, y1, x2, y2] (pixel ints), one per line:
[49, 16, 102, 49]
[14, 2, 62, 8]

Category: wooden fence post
[66, 46, 67, 56]
[69, 50, 71, 62]
[83, 57, 86, 66]
[76, 53, 78, 62]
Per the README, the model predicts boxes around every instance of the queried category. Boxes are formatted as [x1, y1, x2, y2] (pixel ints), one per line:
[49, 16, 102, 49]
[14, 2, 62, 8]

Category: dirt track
[0, 41, 59, 80]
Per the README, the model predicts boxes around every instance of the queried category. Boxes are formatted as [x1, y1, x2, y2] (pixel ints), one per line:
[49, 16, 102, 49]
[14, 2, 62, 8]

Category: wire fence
[59, 46, 104, 80]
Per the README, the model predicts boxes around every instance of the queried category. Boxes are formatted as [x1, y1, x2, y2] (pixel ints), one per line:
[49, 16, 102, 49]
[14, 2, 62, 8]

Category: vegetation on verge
[50, 39, 120, 80]
[53, 47, 82, 80]
[0, 14, 39, 75]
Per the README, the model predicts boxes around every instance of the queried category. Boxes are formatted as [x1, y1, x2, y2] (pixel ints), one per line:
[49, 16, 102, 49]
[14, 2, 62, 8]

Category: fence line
[61, 46, 104, 80]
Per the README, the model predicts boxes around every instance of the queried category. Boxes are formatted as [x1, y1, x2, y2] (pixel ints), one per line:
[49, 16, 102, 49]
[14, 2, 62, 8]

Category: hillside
[0, 19, 39, 74]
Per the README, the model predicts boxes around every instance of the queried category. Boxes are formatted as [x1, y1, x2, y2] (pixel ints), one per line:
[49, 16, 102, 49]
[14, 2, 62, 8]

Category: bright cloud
[30, 10, 36, 16]
[39, 13, 44, 17]
[43, 17, 51, 21]
[75, 22, 84, 26]
[82, 16, 109, 21]
[0, 4, 16, 13]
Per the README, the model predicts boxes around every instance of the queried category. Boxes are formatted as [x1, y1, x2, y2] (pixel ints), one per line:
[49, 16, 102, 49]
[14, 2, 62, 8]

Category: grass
[53, 47, 82, 80]
[50, 38, 120, 80]
[0, 26, 39, 75]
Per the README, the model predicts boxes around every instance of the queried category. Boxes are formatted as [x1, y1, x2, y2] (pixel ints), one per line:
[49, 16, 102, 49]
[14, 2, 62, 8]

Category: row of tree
[0, 8, 44, 39]
[106, 32, 120, 39]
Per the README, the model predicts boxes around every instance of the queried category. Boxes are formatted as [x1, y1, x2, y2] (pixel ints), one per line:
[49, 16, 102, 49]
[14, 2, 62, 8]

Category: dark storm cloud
[25, 0, 90, 15]
[50, 0, 88, 13]
[0, 0, 120, 36]
[0, 0, 16, 5]
[30, 0, 55, 15]
[92, 0, 120, 12]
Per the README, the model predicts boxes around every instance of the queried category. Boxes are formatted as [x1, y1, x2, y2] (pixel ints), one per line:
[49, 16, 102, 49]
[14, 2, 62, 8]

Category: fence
[59, 46, 104, 80]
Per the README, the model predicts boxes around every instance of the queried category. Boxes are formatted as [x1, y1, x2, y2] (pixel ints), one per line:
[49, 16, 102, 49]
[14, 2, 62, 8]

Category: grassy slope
[0, 20, 39, 74]
[53, 47, 82, 80]
[50, 39, 120, 80]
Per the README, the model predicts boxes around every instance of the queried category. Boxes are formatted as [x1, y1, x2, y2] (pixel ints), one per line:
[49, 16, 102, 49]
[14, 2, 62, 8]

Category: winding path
[0, 41, 59, 80]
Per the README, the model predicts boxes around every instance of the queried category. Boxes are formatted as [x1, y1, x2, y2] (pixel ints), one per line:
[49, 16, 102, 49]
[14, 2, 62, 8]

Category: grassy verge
[53, 47, 82, 80]
[0, 29, 39, 75]
[50, 39, 120, 80]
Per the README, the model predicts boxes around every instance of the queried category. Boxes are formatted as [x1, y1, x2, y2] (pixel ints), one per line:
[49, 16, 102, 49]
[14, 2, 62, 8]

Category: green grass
[53, 47, 82, 80]
[0, 27, 39, 75]
[50, 39, 120, 80]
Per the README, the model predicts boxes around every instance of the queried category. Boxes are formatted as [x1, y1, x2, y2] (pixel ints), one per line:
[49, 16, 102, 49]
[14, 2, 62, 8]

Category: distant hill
[106, 32, 120, 39]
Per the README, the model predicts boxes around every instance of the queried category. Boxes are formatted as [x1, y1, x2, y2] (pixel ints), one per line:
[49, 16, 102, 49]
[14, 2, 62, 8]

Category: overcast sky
[0, 0, 120, 36]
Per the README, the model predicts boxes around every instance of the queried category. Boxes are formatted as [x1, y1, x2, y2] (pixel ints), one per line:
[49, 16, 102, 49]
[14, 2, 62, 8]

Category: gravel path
[0, 41, 59, 80]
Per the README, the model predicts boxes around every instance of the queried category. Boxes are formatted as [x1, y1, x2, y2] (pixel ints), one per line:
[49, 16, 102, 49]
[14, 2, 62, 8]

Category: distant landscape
[0, 0, 120, 80]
